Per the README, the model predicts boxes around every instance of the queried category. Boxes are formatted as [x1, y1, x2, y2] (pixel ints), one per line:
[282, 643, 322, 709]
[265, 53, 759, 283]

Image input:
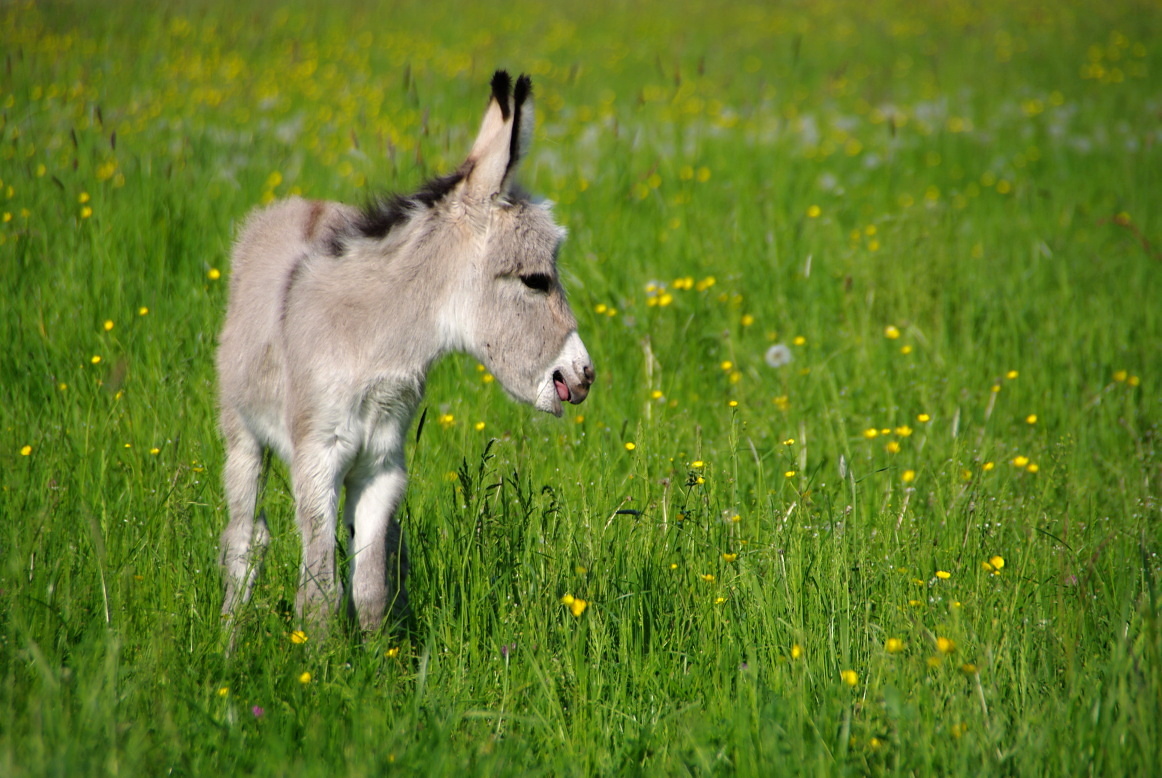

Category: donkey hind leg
[291, 448, 346, 632]
[219, 428, 271, 618]
[344, 467, 411, 631]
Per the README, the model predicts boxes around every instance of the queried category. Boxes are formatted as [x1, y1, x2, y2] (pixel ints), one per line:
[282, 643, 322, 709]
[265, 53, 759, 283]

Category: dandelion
[715, 597, 727, 604]
[895, 425, 913, 437]
[138, 306, 149, 316]
[150, 447, 160, 455]
[885, 638, 904, 654]
[863, 428, 880, 439]
[840, 669, 859, 687]
[727, 400, 738, 408]
[474, 421, 486, 432]
[385, 647, 401, 658]
[936, 636, 956, 654]
[21, 445, 32, 456]
[960, 663, 978, 675]
[1026, 462, 1039, 473]
[569, 598, 587, 617]
[936, 570, 951, 580]
[103, 320, 114, 332]
[792, 336, 806, 346]
[208, 268, 221, 281]
[783, 438, 795, 446]
[1113, 369, 1128, 382]
[700, 574, 715, 583]
[1012, 455, 1029, 468]
[1007, 370, 1019, 380]
[884, 325, 901, 339]
[218, 686, 230, 697]
[885, 441, 901, 454]
[741, 314, 755, 327]
[298, 671, 312, 684]
[989, 555, 1005, 570]
[691, 460, 704, 468]
[722, 553, 737, 562]
[80, 206, 93, 219]
[290, 630, 308, 644]
[982, 461, 995, 471]
[91, 355, 102, 364]
[764, 344, 793, 368]
[791, 643, 803, 660]
[1026, 414, 1037, 424]
[917, 413, 931, 423]
[806, 204, 822, 218]
[902, 470, 916, 483]
[900, 344, 913, 354]
[784, 470, 796, 478]
[720, 360, 733, 371]
[624, 442, 636, 451]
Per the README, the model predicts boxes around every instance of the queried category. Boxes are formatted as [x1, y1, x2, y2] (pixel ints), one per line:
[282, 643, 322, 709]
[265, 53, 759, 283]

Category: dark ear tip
[491, 71, 512, 99]
[490, 70, 513, 120]
[514, 74, 533, 103]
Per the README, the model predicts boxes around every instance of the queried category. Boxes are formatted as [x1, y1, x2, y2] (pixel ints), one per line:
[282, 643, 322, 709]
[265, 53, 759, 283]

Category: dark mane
[326, 171, 464, 255]
[356, 171, 465, 240]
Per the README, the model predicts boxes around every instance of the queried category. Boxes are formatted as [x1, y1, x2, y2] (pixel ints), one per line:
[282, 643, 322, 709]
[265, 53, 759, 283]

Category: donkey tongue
[554, 374, 571, 402]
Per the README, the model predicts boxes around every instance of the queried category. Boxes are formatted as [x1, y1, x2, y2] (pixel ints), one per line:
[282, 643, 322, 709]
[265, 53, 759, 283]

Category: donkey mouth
[553, 371, 572, 402]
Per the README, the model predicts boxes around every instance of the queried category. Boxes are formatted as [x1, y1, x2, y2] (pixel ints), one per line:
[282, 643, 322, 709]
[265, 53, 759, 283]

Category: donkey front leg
[344, 466, 410, 631]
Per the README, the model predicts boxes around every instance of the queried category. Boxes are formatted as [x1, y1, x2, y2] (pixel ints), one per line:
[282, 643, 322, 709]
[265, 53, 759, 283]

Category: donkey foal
[217, 72, 594, 632]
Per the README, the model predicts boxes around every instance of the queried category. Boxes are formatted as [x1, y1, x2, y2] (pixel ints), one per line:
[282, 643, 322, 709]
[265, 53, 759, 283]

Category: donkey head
[441, 71, 594, 416]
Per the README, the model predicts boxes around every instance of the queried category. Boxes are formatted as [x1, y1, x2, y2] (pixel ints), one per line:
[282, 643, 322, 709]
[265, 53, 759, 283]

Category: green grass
[2, 0, 1160, 774]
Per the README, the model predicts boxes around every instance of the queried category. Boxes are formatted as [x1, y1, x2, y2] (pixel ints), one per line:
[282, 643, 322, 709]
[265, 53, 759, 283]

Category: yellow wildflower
[936, 636, 956, 654]
[290, 630, 308, 644]
[885, 638, 904, 654]
[840, 669, 859, 687]
[791, 643, 803, 660]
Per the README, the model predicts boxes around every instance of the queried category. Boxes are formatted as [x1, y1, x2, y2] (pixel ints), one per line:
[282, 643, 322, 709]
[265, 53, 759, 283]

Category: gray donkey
[216, 71, 594, 633]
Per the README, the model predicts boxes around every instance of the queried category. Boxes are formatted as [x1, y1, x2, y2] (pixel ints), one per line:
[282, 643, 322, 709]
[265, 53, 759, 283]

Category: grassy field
[2, 0, 1160, 774]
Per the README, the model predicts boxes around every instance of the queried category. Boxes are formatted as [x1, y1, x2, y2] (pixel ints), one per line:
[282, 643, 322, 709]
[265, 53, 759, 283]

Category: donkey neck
[329, 231, 473, 380]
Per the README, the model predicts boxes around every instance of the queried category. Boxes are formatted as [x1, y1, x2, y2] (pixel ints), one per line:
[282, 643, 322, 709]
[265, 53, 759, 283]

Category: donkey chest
[344, 378, 423, 464]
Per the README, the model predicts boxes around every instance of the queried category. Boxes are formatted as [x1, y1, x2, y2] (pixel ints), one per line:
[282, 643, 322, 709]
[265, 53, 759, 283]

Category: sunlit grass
[2, 0, 1159, 774]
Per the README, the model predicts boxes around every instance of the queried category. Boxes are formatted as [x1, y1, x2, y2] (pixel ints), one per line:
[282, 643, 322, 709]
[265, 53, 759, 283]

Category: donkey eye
[519, 273, 552, 293]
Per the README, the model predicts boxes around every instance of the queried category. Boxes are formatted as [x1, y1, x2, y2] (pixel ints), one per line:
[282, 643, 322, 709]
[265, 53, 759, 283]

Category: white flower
[765, 343, 793, 368]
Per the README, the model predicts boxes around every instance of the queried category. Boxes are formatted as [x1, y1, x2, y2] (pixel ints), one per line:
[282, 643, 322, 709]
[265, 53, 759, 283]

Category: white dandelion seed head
[765, 343, 794, 368]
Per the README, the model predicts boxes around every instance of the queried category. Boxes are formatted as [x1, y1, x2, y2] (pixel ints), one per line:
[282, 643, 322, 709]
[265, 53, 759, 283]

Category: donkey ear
[460, 71, 533, 202]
